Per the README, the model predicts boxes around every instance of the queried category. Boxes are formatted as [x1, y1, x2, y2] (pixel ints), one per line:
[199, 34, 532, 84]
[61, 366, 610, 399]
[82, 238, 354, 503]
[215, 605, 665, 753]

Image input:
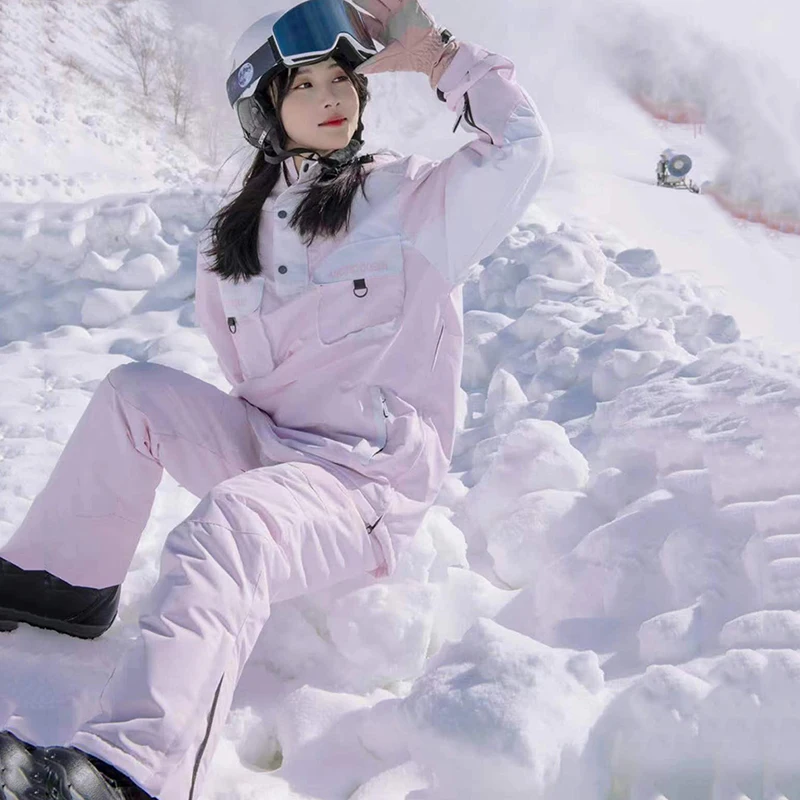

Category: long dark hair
[204, 54, 374, 284]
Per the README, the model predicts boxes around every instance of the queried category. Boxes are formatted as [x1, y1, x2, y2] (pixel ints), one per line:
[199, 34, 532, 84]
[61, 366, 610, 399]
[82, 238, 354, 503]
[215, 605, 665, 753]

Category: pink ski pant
[0, 361, 383, 800]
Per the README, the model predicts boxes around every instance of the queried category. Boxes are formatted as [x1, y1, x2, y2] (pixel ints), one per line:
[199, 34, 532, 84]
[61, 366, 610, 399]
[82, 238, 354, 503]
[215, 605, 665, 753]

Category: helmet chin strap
[260, 118, 369, 175]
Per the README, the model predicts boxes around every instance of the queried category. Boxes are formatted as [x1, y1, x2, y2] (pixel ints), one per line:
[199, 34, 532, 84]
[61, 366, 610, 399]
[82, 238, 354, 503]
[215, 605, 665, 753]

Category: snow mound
[4, 1, 800, 793]
[401, 618, 604, 800]
[2, 176, 800, 799]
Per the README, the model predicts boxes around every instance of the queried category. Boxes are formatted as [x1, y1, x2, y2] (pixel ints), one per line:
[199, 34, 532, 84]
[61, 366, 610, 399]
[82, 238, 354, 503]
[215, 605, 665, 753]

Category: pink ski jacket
[194, 40, 554, 579]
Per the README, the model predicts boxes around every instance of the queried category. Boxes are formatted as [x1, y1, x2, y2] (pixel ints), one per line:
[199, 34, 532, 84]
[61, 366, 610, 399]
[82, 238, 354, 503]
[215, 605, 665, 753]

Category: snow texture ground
[2, 0, 800, 798]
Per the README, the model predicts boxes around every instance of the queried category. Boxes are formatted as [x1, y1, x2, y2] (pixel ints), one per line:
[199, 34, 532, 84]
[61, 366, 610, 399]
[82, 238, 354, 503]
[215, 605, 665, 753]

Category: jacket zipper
[450, 91, 489, 136]
[189, 673, 225, 800]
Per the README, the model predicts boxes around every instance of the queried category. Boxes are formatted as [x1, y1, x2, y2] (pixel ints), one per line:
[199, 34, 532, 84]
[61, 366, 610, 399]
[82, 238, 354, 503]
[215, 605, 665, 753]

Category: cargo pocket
[312, 235, 406, 345]
[218, 274, 274, 379]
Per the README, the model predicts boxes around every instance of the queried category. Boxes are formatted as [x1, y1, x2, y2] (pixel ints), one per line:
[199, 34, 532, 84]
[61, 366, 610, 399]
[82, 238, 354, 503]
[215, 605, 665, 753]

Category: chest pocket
[217, 274, 274, 379]
[312, 235, 406, 345]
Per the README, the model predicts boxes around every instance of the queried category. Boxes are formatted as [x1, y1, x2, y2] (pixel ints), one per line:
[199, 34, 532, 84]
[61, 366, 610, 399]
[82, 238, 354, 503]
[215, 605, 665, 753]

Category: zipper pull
[227, 317, 237, 334]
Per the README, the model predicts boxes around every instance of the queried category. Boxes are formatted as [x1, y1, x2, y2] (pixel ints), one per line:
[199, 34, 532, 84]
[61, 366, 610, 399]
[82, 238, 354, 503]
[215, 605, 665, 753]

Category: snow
[3, 0, 800, 798]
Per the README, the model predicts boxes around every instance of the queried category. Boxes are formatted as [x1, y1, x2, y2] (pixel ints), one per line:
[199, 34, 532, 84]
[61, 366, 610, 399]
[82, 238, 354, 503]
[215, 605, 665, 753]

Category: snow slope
[2, 1, 800, 799]
[0, 0, 226, 202]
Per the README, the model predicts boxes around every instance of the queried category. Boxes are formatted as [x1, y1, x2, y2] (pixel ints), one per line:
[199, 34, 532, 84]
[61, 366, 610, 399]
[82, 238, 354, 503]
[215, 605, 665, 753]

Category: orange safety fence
[633, 93, 706, 136]
[704, 184, 800, 236]
[633, 92, 799, 236]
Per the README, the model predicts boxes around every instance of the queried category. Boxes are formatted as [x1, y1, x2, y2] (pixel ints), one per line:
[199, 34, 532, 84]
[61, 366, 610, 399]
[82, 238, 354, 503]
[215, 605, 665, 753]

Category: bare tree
[161, 40, 192, 135]
[105, 7, 160, 97]
[179, 24, 240, 165]
[201, 98, 230, 164]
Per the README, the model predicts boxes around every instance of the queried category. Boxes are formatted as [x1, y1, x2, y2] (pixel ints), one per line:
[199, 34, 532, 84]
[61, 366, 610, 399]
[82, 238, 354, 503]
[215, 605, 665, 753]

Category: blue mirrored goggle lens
[227, 0, 376, 107]
[273, 0, 374, 61]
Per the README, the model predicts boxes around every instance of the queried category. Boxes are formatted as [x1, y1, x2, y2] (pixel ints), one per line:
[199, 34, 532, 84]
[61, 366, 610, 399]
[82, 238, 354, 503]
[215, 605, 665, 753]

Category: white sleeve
[399, 40, 554, 288]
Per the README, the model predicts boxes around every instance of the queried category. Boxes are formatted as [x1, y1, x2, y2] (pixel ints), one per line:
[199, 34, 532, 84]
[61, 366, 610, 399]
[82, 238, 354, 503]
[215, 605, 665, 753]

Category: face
[279, 57, 360, 157]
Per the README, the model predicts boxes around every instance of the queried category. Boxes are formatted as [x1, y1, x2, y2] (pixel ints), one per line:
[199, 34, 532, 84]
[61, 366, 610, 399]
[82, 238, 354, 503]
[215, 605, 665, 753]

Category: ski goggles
[226, 0, 379, 107]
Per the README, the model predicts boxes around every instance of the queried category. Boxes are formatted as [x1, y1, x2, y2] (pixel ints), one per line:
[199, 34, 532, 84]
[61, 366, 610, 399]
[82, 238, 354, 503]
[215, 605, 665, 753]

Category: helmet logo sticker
[238, 62, 254, 89]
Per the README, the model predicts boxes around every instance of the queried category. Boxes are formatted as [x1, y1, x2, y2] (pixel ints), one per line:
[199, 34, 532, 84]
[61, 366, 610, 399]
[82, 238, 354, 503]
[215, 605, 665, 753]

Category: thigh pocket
[217, 275, 273, 379]
[312, 235, 406, 345]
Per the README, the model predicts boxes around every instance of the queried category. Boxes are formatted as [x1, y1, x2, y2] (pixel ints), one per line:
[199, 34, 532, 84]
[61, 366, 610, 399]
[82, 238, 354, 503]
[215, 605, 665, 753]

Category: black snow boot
[0, 556, 121, 639]
[28, 746, 155, 799]
[0, 730, 37, 799]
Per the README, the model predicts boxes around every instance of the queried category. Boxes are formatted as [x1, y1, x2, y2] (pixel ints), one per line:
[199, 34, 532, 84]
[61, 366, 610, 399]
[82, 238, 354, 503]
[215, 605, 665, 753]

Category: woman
[0, 0, 553, 797]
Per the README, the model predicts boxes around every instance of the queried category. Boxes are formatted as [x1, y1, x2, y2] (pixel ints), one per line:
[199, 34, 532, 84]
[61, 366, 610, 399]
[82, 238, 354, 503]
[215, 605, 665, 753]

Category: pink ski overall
[0, 40, 553, 800]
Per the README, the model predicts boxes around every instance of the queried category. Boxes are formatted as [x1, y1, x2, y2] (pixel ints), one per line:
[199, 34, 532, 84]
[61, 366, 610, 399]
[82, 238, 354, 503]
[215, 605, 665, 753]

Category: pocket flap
[313, 236, 403, 285]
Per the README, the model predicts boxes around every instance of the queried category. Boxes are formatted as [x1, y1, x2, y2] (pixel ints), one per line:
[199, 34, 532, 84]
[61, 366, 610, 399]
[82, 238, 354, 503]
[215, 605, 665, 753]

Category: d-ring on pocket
[312, 235, 405, 344]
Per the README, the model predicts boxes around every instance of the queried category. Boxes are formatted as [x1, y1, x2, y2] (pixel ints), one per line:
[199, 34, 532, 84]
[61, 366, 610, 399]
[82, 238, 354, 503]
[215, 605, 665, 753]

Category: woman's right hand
[351, 0, 457, 82]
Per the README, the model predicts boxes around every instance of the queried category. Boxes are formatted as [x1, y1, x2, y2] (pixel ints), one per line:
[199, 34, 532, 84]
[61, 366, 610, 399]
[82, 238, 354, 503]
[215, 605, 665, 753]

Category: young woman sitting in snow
[0, 0, 552, 797]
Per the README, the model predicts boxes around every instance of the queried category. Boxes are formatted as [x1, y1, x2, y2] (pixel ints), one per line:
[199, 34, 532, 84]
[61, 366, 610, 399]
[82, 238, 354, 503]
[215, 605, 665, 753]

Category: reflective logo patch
[314, 236, 404, 284]
[238, 62, 254, 89]
[327, 261, 390, 281]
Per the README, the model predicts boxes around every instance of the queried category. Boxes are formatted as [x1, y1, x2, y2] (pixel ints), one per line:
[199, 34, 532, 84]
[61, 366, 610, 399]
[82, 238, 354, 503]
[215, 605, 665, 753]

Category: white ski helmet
[229, 11, 285, 106]
[226, 0, 379, 166]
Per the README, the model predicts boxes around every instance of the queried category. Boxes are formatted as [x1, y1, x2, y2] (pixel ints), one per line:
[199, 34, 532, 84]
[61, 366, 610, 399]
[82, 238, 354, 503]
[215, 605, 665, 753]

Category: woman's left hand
[351, 0, 457, 81]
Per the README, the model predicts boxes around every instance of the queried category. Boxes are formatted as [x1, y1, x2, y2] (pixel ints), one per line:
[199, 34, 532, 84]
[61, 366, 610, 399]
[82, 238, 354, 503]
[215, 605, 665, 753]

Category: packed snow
[2, 0, 800, 798]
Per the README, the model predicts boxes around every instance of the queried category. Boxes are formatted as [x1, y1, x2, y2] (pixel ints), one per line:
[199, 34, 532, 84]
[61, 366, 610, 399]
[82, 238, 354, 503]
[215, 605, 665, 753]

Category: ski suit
[0, 39, 553, 800]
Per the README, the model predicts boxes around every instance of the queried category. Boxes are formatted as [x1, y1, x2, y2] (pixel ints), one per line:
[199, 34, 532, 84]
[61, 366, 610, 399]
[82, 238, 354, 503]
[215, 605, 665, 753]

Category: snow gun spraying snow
[657, 149, 701, 194]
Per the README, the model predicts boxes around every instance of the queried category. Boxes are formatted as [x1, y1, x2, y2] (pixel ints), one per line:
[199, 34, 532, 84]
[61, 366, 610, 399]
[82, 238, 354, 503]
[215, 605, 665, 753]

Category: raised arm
[350, 0, 553, 289]
[400, 38, 554, 288]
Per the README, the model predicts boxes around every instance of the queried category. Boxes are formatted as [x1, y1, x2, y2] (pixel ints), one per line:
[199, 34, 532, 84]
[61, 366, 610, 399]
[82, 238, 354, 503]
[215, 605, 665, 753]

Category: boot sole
[30, 747, 124, 800]
[0, 731, 37, 800]
[0, 606, 112, 640]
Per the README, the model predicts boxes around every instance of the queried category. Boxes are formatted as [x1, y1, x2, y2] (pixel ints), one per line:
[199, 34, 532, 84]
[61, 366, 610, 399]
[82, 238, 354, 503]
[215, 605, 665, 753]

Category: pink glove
[351, 0, 460, 88]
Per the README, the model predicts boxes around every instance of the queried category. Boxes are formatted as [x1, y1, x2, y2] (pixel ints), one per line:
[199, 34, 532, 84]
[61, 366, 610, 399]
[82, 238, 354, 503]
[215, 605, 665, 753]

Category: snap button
[277, 210, 287, 218]
[278, 265, 288, 274]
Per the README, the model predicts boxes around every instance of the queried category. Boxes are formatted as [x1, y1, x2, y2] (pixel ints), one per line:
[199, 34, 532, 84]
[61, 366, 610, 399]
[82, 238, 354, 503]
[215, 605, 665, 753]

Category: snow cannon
[656, 149, 701, 194]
